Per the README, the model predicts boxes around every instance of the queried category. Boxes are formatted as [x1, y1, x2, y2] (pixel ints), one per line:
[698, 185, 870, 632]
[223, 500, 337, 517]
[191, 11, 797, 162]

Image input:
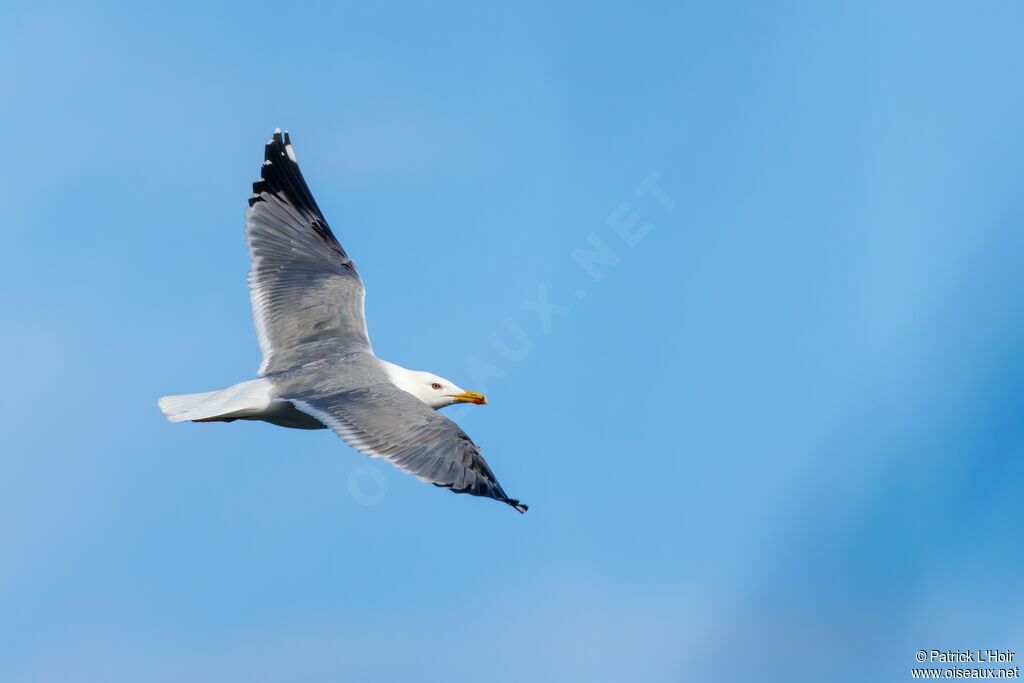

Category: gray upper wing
[245, 130, 370, 376]
[289, 383, 528, 513]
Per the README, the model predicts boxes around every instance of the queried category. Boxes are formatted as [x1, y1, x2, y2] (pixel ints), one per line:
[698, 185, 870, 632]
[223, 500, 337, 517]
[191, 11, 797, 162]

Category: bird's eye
[431, 382, 442, 390]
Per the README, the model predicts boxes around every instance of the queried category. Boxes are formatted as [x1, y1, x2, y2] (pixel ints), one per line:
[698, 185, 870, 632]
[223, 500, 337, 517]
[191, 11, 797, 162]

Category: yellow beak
[450, 391, 487, 405]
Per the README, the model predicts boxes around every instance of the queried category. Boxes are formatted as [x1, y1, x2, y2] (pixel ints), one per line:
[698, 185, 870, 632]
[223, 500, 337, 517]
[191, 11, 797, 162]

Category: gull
[158, 129, 527, 513]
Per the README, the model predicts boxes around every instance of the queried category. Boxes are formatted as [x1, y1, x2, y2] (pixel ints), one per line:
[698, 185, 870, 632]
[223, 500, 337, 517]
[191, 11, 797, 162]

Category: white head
[382, 362, 487, 410]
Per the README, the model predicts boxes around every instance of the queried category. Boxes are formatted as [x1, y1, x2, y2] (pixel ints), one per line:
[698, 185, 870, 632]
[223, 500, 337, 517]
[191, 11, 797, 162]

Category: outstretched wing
[245, 129, 370, 376]
[289, 384, 528, 513]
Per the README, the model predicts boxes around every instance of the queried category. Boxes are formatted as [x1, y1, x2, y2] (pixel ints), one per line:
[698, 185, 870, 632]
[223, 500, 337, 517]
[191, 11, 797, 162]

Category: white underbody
[158, 359, 470, 428]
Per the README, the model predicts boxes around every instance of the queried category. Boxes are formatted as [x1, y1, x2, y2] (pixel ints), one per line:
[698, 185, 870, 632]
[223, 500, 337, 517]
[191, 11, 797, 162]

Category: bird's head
[415, 372, 487, 410]
[385, 364, 487, 410]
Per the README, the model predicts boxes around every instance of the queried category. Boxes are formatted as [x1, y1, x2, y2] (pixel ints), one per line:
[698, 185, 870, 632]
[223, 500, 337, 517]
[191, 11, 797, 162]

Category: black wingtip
[437, 481, 529, 514]
[248, 128, 329, 224]
[263, 127, 288, 165]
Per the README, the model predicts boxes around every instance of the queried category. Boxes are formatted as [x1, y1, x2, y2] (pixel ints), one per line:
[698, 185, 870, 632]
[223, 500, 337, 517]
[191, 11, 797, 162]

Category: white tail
[158, 379, 272, 423]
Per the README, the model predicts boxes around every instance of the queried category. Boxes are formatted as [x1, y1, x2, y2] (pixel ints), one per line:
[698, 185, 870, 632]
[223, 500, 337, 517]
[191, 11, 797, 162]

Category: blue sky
[2, 2, 1023, 681]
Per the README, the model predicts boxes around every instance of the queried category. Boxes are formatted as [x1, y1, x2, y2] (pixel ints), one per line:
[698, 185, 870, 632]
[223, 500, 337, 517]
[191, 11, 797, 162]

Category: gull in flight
[158, 129, 527, 513]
